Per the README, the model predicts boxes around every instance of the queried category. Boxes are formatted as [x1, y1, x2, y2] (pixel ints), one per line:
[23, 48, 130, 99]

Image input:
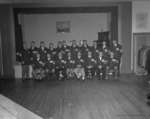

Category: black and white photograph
[0, 0, 150, 119]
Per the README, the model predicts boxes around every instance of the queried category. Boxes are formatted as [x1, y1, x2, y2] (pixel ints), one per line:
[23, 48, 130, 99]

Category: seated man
[107, 52, 119, 80]
[102, 48, 110, 80]
[66, 52, 75, 79]
[32, 53, 45, 80]
[74, 52, 85, 80]
[85, 51, 96, 79]
[55, 52, 66, 80]
[96, 51, 106, 80]
[45, 53, 55, 79]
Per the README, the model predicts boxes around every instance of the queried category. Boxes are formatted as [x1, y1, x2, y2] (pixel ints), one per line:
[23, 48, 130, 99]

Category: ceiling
[0, 0, 148, 4]
[0, 0, 149, 6]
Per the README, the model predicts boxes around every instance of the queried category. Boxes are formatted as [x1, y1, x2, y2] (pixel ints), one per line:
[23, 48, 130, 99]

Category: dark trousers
[46, 68, 55, 79]
[55, 67, 66, 79]
[96, 68, 105, 80]
[85, 67, 95, 79]
[22, 65, 29, 79]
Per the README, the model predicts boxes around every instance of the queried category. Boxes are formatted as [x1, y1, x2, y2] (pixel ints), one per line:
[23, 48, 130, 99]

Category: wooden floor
[1, 74, 150, 119]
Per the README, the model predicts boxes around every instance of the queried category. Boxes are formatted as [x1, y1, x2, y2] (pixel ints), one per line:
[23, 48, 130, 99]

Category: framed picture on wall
[136, 12, 148, 29]
[56, 21, 70, 33]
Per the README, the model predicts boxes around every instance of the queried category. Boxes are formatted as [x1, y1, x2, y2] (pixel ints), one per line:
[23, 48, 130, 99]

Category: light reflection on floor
[0, 94, 43, 119]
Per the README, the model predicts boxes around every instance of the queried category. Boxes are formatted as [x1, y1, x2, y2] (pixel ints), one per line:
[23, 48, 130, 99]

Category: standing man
[28, 41, 39, 78]
[112, 40, 122, 76]
[29, 41, 38, 64]
[21, 42, 31, 80]
[38, 41, 48, 64]
[47, 42, 56, 60]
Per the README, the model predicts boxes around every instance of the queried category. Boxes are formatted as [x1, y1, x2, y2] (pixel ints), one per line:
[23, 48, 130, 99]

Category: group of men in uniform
[19, 39, 122, 80]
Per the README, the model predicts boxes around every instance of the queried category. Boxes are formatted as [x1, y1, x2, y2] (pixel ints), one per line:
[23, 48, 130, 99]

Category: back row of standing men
[19, 40, 122, 80]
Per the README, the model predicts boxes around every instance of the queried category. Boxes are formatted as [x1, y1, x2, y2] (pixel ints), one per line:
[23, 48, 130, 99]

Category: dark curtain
[15, 24, 23, 62]
[145, 49, 150, 74]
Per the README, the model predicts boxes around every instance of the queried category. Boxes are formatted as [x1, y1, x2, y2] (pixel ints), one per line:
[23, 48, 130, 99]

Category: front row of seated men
[19, 40, 122, 80]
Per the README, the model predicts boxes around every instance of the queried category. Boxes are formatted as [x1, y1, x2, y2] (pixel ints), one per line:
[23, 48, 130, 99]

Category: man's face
[93, 41, 97, 47]
[110, 52, 114, 58]
[113, 40, 117, 45]
[58, 41, 62, 48]
[23, 42, 27, 49]
[83, 40, 87, 46]
[49, 43, 54, 49]
[77, 52, 81, 58]
[40, 42, 45, 47]
[68, 52, 71, 57]
[47, 54, 51, 59]
[78, 40, 83, 47]
[58, 53, 62, 59]
[72, 40, 76, 46]
[99, 52, 103, 57]
[102, 41, 106, 46]
[88, 52, 92, 58]
[31, 42, 35, 47]
[63, 40, 67, 46]
[37, 54, 40, 58]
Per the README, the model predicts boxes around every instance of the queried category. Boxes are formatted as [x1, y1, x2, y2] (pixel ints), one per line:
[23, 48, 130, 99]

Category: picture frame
[56, 21, 70, 33]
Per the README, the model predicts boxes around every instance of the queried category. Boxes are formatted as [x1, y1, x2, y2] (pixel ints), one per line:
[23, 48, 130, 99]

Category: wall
[21, 13, 109, 48]
[119, 2, 132, 73]
[132, 1, 150, 33]
[132, 1, 150, 73]
[0, 5, 14, 78]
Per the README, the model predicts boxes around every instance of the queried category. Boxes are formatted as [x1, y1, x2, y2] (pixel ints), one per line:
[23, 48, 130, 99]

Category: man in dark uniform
[38, 41, 48, 64]
[77, 40, 83, 52]
[28, 41, 39, 65]
[90, 40, 99, 61]
[55, 52, 66, 80]
[62, 40, 70, 52]
[85, 51, 96, 79]
[61, 40, 70, 60]
[21, 42, 31, 80]
[112, 40, 122, 76]
[66, 52, 75, 79]
[32, 53, 45, 80]
[74, 51, 85, 80]
[70, 40, 79, 59]
[82, 40, 90, 59]
[102, 41, 110, 80]
[56, 41, 63, 55]
[47, 42, 57, 60]
[96, 51, 106, 80]
[107, 52, 119, 80]
[45, 53, 55, 79]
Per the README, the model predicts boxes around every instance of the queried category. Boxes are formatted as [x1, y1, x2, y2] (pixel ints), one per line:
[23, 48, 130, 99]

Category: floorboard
[0, 74, 150, 119]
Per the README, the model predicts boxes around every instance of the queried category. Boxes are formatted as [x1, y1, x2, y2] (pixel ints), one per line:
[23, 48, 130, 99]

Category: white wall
[132, 1, 150, 33]
[21, 13, 109, 48]
[132, 1, 150, 73]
